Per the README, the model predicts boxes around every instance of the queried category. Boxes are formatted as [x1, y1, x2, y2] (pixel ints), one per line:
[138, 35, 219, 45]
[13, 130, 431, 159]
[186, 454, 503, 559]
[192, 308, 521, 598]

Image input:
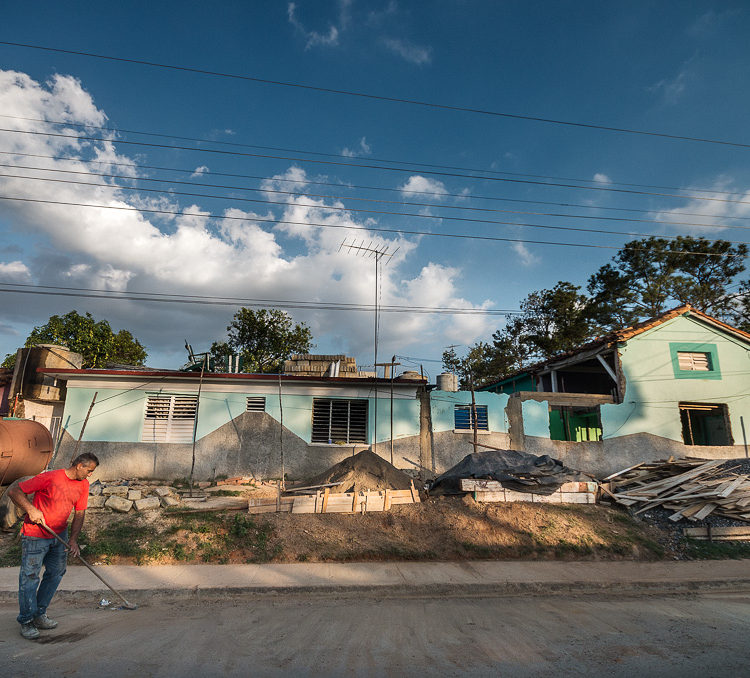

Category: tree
[587, 236, 748, 331]
[4, 311, 148, 369]
[211, 308, 314, 373]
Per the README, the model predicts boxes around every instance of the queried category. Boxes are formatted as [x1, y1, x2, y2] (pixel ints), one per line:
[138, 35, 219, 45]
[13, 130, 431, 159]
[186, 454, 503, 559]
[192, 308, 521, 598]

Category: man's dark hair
[72, 452, 100, 467]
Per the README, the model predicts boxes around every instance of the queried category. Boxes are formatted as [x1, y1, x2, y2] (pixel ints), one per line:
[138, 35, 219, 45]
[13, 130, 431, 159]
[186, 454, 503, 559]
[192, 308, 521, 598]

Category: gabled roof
[482, 304, 750, 388]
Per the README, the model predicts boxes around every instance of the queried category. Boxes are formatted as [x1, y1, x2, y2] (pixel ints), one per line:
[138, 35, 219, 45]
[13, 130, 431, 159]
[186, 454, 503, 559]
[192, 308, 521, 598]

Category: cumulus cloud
[382, 37, 432, 65]
[0, 70, 492, 366]
[191, 165, 209, 178]
[399, 175, 447, 199]
[593, 173, 611, 184]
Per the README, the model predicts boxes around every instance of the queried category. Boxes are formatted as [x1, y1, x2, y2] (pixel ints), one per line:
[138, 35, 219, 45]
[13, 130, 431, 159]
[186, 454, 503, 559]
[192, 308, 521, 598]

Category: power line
[3, 114, 749, 198]
[6, 171, 750, 245]
[0, 281, 521, 315]
[5, 149, 750, 224]
[5, 126, 750, 205]
[2, 40, 749, 149]
[0, 193, 743, 257]
[5, 161, 749, 233]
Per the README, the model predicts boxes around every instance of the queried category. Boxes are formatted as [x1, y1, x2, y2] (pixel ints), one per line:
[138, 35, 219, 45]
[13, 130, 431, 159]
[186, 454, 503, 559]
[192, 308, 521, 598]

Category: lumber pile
[461, 479, 597, 504]
[603, 458, 750, 523]
[247, 481, 420, 515]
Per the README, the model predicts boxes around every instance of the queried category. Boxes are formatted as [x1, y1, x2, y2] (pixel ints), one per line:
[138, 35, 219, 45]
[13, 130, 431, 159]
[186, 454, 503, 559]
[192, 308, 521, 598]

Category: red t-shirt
[18, 469, 89, 538]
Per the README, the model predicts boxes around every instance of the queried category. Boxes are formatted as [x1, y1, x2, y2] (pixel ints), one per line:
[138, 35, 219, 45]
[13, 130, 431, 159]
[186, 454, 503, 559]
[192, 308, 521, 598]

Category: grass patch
[0, 539, 21, 567]
[684, 538, 750, 560]
[211, 490, 244, 497]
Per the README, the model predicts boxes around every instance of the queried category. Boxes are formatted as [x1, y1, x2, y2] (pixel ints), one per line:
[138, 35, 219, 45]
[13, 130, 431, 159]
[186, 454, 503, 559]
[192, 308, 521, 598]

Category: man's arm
[68, 510, 85, 557]
[7, 486, 43, 525]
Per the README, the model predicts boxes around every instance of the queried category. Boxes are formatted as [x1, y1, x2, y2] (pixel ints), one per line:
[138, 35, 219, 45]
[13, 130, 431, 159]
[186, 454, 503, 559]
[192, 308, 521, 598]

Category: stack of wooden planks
[602, 457, 750, 523]
[461, 479, 597, 504]
[247, 481, 420, 515]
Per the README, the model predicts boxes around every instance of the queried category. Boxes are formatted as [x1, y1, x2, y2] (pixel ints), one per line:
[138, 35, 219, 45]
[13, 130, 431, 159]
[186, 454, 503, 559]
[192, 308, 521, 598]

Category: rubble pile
[603, 458, 750, 523]
[88, 480, 182, 513]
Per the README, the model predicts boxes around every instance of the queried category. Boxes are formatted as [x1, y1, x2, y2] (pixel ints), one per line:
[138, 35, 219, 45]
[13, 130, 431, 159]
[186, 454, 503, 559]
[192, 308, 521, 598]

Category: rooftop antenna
[339, 239, 398, 456]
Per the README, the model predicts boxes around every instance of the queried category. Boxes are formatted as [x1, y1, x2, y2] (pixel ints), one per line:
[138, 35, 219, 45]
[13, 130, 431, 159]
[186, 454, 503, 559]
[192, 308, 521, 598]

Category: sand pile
[299, 450, 413, 494]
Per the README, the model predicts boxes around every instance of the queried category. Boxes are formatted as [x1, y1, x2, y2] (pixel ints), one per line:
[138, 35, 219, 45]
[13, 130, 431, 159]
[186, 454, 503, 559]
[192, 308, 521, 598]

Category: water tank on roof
[10, 345, 83, 402]
[436, 373, 459, 392]
[0, 419, 54, 485]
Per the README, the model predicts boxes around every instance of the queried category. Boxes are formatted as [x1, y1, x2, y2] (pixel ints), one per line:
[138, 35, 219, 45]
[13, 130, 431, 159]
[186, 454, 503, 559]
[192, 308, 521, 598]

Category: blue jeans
[17, 532, 68, 624]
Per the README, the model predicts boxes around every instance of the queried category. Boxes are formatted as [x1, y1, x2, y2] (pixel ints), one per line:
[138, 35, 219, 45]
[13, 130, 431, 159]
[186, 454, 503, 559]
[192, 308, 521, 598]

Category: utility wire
[5, 149, 750, 223]
[2, 41, 749, 149]
[6, 171, 750, 245]
[0, 193, 743, 257]
[0, 281, 521, 315]
[4, 126, 750, 205]
[3, 114, 748, 197]
[5, 161, 749, 232]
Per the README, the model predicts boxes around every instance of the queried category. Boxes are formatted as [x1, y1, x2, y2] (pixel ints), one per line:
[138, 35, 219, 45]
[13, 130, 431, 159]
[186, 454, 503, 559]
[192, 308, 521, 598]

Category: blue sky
[1, 1, 749, 375]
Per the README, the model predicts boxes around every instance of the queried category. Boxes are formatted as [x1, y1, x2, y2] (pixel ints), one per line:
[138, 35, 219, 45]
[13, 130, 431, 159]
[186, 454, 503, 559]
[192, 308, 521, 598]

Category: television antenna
[339, 239, 398, 454]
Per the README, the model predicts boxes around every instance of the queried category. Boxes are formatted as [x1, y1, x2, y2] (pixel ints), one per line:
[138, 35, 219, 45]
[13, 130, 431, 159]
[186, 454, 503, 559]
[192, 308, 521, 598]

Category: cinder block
[102, 485, 129, 497]
[160, 496, 180, 508]
[127, 489, 142, 501]
[87, 495, 107, 508]
[134, 497, 161, 511]
[153, 486, 174, 497]
[105, 496, 133, 513]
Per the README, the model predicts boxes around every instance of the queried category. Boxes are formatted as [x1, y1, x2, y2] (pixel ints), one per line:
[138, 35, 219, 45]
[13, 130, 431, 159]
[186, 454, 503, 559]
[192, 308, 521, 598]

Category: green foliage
[684, 538, 750, 560]
[211, 308, 313, 373]
[18, 311, 147, 368]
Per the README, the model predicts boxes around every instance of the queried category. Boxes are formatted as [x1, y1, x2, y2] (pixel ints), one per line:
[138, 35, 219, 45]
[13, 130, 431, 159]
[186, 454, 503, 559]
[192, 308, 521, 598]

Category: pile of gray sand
[297, 450, 413, 494]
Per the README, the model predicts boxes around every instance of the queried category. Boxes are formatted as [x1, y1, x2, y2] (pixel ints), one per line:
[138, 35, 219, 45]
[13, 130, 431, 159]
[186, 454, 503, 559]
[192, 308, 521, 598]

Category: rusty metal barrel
[0, 419, 54, 485]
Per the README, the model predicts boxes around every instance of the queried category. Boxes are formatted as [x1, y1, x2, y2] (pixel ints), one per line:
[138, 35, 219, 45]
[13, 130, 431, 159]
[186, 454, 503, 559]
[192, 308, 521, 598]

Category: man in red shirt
[8, 452, 98, 640]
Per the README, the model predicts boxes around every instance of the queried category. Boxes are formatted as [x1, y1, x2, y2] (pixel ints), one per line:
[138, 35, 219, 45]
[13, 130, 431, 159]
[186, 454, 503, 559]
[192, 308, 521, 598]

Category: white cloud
[191, 165, 209, 178]
[382, 37, 432, 65]
[341, 137, 371, 157]
[593, 173, 611, 184]
[651, 176, 750, 232]
[399, 175, 447, 199]
[0, 260, 31, 282]
[511, 242, 540, 268]
[288, 2, 342, 48]
[649, 58, 696, 105]
[0, 70, 493, 366]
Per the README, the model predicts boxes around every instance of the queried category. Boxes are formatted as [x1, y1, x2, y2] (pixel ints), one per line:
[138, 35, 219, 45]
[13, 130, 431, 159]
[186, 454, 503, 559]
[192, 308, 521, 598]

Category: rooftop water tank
[436, 373, 459, 392]
[0, 419, 54, 485]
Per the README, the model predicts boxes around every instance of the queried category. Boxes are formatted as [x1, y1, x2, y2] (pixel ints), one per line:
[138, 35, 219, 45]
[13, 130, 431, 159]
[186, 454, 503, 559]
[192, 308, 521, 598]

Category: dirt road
[1, 591, 749, 676]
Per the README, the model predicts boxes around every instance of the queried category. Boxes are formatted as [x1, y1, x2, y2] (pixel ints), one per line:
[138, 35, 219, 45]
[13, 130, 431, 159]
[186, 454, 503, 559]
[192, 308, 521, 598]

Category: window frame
[311, 398, 369, 444]
[142, 394, 198, 443]
[669, 342, 721, 380]
[453, 404, 489, 432]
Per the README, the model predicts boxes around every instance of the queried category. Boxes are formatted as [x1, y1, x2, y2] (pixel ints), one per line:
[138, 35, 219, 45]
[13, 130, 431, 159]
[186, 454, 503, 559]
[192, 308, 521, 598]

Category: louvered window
[312, 399, 368, 444]
[246, 397, 266, 412]
[677, 351, 711, 371]
[454, 405, 489, 431]
[142, 395, 197, 443]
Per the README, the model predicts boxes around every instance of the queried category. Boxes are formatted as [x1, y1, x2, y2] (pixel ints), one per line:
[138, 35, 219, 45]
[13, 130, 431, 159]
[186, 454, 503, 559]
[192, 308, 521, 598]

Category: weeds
[684, 538, 750, 560]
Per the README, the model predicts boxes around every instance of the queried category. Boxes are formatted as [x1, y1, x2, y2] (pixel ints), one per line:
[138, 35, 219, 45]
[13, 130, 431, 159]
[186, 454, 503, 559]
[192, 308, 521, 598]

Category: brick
[87, 495, 107, 509]
[134, 497, 161, 511]
[127, 489, 142, 501]
[105, 496, 133, 513]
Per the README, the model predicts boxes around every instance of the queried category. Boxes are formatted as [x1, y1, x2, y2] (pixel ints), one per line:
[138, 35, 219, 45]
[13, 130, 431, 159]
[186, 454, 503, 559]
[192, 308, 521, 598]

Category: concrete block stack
[88, 481, 182, 513]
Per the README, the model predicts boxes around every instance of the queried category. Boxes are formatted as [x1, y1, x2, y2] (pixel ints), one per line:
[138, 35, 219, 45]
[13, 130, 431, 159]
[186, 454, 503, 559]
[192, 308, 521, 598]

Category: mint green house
[480, 306, 750, 475]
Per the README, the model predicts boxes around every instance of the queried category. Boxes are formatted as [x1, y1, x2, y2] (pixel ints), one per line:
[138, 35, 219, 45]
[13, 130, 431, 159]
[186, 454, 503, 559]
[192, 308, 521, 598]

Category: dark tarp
[428, 449, 586, 496]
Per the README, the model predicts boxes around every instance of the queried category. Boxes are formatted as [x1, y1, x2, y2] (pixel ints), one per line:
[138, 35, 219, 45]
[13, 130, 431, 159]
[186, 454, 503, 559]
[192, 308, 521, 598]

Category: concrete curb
[2, 578, 750, 604]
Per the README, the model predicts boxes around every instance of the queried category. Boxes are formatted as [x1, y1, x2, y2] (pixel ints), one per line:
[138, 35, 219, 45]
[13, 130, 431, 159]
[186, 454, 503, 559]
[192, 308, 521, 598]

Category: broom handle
[39, 521, 134, 608]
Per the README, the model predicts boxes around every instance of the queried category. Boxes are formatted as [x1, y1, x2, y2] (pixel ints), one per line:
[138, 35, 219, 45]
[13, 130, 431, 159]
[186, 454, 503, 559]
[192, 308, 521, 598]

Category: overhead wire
[3, 113, 749, 197]
[2, 40, 750, 149]
[7, 171, 750, 245]
[4, 126, 750, 205]
[4, 149, 750, 224]
[0, 193, 745, 257]
[0, 281, 522, 315]
[4, 161, 749, 233]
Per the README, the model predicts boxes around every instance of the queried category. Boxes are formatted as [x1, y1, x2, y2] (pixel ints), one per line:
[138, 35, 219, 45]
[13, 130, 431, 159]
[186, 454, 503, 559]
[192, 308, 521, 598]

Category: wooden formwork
[247, 481, 420, 515]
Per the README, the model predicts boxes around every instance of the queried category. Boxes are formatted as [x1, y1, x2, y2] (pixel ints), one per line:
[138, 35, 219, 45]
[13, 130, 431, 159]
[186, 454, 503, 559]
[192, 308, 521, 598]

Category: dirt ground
[2, 592, 750, 676]
[0, 492, 666, 566]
